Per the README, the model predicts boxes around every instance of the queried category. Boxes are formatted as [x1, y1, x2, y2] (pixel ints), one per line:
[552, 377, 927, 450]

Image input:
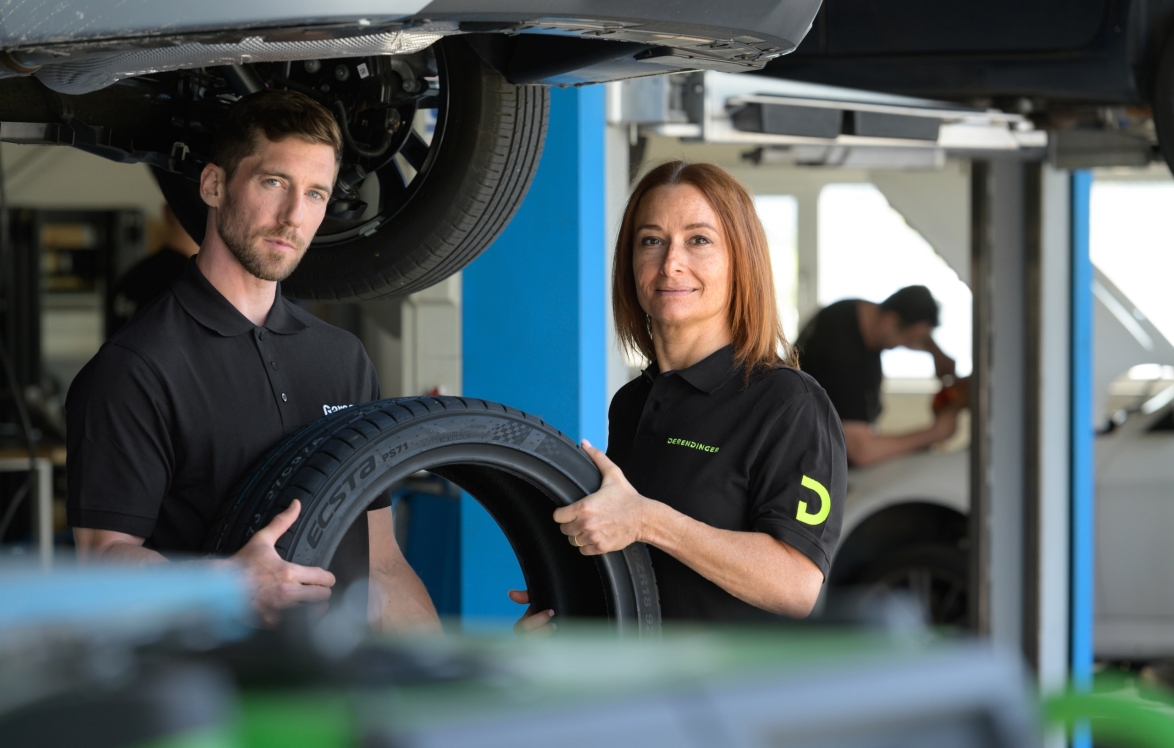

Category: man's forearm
[74, 528, 167, 565]
[367, 508, 441, 633]
[91, 541, 168, 565]
[369, 561, 442, 633]
[844, 425, 941, 467]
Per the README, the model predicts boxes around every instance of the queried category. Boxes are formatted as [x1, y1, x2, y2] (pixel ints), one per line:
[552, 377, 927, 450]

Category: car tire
[855, 542, 968, 626]
[204, 396, 661, 635]
[1153, 33, 1174, 176]
[154, 38, 549, 301]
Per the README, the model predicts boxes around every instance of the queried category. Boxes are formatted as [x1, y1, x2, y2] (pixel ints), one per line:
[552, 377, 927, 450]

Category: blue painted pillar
[1070, 170, 1094, 747]
[459, 86, 608, 623]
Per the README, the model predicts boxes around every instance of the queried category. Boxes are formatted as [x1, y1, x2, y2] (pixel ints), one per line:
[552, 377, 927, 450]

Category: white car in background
[827, 268, 1174, 661]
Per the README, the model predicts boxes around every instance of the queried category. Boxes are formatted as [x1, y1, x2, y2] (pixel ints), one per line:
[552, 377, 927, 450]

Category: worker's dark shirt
[607, 346, 846, 622]
[796, 299, 883, 424]
[67, 258, 380, 555]
[106, 246, 190, 338]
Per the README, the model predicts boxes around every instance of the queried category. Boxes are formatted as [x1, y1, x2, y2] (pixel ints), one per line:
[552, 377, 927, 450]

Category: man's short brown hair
[210, 89, 342, 179]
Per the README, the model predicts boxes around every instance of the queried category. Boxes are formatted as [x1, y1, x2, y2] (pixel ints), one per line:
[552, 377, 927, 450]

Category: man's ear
[199, 163, 227, 209]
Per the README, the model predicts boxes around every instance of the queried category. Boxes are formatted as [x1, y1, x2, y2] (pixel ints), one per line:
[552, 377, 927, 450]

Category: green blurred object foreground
[0, 564, 1042, 747]
[13, 564, 1174, 747]
[122, 625, 1039, 748]
[1044, 674, 1174, 748]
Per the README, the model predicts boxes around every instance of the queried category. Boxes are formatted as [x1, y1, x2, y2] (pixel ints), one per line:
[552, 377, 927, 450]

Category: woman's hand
[509, 589, 555, 637]
[553, 440, 657, 555]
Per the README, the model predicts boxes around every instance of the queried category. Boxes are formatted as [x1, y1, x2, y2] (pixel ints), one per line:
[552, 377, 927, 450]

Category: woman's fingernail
[547, 609, 555, 617]
[582, 439, 592, 448]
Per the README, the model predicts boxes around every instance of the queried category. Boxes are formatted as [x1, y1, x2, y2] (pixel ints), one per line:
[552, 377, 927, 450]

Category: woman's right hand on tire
[508, 589, 555, 637]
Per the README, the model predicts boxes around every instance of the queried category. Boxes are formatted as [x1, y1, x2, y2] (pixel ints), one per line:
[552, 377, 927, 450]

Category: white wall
[2, 143, 164, 217]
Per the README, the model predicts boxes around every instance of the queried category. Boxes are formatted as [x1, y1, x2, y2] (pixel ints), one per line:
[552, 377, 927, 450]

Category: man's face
[214, 135, 336, 282]
[877, 312, 934, 350]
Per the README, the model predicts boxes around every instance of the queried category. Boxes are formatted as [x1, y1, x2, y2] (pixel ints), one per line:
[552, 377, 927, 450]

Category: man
[66, 89, 439, 631]
[106, 204, 200, 338]
[796, 285, 959, 467]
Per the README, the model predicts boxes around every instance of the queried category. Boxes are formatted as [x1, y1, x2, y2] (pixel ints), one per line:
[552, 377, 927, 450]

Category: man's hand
[232, 499, 336, 627]
[930, 404, 960, 443]
[552, 440, 655, 555]
[935, 356, 956, 381]
[509, 589, 555, 637]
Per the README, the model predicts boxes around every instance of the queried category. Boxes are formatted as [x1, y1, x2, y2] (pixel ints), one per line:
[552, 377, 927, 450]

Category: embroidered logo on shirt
[796, 475, 831, 526]
[322, 403, 354, 416]
[666, 437, 719, 453]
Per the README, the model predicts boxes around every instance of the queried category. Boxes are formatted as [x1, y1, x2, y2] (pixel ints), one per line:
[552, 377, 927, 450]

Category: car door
[1095, 404, 1174, 657]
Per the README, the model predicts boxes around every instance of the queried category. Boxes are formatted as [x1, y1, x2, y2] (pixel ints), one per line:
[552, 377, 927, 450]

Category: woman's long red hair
[612, 160, 799, 374]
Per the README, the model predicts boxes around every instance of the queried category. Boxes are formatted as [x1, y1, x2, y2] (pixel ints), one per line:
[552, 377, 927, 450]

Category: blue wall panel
[460, 86, 607, 624]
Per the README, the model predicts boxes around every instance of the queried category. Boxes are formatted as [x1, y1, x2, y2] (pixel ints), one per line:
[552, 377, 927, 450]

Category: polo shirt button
[281, 393, 287, 402]
[258, 330, 267, 340]
[271, 361, 277, 370]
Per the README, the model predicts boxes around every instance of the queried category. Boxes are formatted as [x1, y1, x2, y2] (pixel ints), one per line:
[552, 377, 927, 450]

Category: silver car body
[0, 1, 822, 92]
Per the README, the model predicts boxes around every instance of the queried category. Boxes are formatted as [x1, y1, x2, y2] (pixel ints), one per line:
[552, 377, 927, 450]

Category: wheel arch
[828, 500, 967, 588]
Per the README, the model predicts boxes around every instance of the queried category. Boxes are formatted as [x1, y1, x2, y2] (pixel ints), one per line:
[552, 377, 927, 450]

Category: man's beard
[216, 189, 308, 282]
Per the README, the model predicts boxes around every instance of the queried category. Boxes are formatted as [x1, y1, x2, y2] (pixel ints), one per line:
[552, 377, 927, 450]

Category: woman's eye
[690, 235, 711, 245]
[639, 236, 662, 246]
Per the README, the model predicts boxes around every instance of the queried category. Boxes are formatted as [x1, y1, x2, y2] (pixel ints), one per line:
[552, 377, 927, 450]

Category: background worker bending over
[796, 285, 960, 467]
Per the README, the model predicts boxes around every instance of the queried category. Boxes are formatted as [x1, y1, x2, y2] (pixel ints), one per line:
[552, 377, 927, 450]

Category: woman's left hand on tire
[554, 440, 656, 555]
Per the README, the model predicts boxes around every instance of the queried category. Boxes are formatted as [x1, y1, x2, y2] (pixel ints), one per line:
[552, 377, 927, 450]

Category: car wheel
[856, 542, 968, 626]
[204, 396, 661, 635]
[1153, 34, 1174, 176]
[154, 37, 548, 301]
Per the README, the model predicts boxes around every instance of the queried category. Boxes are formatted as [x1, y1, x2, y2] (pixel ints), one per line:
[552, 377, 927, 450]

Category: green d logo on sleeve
[796, 475, 831, 526]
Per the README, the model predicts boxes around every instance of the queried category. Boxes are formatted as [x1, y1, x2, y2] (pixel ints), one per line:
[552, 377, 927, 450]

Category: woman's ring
[572, 535, 584, 547]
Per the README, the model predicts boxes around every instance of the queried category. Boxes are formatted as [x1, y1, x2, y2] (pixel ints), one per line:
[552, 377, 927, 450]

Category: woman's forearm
[640, 500, 824, 617]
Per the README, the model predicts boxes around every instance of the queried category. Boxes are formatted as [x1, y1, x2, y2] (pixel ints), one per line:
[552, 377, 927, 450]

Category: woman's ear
[199, 163, 226, 209]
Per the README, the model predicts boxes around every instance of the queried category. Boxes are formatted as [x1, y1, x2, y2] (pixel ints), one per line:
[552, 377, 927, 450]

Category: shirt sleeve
[365, 355, 381, 402]
[747, 385, 847, 579]
[65, 344, 176, 538]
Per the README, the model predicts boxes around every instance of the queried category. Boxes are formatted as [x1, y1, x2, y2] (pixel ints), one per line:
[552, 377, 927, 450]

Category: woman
[517, 161, 846, 626]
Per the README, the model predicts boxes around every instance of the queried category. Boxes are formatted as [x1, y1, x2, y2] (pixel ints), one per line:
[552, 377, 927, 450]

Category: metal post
[970, 160, 993, 637]
[972, 158, 1075, 695]
[970, 159, 1030, 647]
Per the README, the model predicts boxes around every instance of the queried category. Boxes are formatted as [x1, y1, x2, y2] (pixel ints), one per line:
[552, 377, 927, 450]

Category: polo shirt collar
[643, 345, 738, 394]
[172, 256, 309, 337]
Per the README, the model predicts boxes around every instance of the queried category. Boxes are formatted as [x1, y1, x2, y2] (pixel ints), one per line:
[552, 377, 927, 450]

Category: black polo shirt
[796, 299, 883, 424]
[66, 258, 379, 555]
[607, 346, 846, 622]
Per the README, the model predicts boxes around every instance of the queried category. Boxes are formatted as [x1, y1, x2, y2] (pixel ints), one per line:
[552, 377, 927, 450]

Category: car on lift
[0, 1, 820, 301]
[828, 268, 1174, 660]
[762, 0, 1174, 173]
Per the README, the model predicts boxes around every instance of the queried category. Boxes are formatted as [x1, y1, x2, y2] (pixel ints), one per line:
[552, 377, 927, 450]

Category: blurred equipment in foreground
[0, 562, 1046, 748]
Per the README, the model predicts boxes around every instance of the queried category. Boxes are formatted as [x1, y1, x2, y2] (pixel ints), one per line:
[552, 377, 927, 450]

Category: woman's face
[633, 183, 732, 333]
